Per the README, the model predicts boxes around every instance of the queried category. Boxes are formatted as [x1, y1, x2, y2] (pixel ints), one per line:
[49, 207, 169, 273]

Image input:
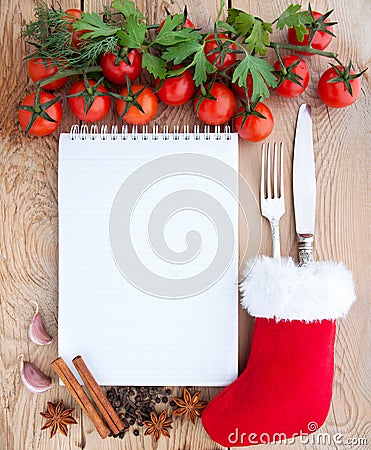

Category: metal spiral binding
[68, 124, 233, 140]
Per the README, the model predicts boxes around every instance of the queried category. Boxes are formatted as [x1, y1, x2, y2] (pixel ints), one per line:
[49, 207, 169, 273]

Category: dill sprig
[67, 35, 120, 67]
[21, 1, 142, 70]
[22, 2, 68, 44]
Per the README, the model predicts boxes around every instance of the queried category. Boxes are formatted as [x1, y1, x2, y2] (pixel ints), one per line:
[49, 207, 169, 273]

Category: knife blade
[293, 104, 316, 265]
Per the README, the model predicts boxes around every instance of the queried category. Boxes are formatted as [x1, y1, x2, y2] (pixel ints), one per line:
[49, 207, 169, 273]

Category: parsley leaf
[232, 54, 277, 101]
[155, 14, 198, 46]
[276, 4, 310, 42]
[215, 20, 237, 34]
[164, 43, 214, 85]
[162, 40, 203, 64]
[227, 8, 244, 26]
[112, 0, 145, 20]
[230, 11, 254, 35]
[117, 14, 146, 48]
[227, 10, 272, 56]
[73, 12, 117, 38]
[156, 14, 183, 35]
[142, 52, 167, 79]
[244, 19, 272, 56]
[192, 46, 214, 85]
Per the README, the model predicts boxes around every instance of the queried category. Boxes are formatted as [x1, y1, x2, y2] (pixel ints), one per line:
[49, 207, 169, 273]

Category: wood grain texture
[0, 0, 370, 449]
[234, 0, 371, 449]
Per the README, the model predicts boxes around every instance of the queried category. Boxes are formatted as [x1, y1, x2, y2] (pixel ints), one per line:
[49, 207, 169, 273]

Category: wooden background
[0, 0, 370, 449]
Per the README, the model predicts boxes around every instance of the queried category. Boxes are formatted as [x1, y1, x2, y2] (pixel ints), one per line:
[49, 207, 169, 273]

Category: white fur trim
[240, 257, 356, 321]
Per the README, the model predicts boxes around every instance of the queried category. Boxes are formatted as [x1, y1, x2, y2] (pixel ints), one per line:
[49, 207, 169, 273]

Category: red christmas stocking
[202, 257, 356, 447]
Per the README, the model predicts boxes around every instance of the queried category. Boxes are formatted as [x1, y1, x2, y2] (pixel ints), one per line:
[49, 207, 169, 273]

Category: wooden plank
[233, 0, 371, 449]
[83, 1, 226, 449]
[0, 1, 83, 449]
[1, 0, 369, 450]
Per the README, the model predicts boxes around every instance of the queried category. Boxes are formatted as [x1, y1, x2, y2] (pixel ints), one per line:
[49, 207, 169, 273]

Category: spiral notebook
[58, 125, 239, 386]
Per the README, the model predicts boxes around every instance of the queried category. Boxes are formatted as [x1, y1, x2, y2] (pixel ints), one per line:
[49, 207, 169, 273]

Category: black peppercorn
[133, 429, 140, 436]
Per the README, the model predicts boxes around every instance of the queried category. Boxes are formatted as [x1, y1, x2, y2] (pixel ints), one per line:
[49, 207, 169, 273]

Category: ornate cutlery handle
[297, 234, 314, 266]
[271, 218, 281, 260]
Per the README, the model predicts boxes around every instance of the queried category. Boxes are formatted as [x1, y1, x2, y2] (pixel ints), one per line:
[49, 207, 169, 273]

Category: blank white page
[58, 131, 239, 386]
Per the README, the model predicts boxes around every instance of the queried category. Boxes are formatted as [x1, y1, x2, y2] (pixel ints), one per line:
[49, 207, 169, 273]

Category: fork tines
[261, 142, 284, 202]
[260, 142, 285, 259]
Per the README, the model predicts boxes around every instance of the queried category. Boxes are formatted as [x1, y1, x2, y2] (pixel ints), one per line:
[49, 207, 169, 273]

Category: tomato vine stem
[36, 65, 103, 88]
[269, 42, 337, 59]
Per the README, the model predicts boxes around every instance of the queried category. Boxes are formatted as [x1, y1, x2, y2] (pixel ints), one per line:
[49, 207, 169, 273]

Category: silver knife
[293, 104, 316, 266]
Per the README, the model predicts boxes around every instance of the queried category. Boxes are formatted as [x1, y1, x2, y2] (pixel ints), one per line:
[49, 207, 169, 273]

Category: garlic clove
[19, 354, 53, 394]
[28, 301, 53, 346]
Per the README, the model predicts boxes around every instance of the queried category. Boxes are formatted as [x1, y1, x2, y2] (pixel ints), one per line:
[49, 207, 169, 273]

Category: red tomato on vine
[28, 58, 67, 90]
[65, 8, 89, 49]
[318, 65, 362, 108]
[68, 79, 111, 122]
[204, 33, 237, 70]
[18, 92, 62, 136]
[154, 66, 195, 106]
[116, 85, 158, 125]
[194, 82, 236, 125]
[100, 49, 142, 85]
[234, 103, 274, 142]
[288, 11, 334, 54]
[273, 55, 310, 98]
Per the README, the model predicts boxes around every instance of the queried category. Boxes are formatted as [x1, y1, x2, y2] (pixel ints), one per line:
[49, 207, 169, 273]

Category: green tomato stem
[269, 41, 338, 59]
[36, 66, 103, 88]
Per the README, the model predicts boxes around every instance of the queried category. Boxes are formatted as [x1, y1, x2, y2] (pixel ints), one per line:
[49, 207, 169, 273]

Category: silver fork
[261, 142, 285, 259]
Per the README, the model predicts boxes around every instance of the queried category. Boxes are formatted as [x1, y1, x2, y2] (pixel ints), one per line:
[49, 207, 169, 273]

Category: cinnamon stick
[51, 357, 110, 439]
[72, 355, 125, 435]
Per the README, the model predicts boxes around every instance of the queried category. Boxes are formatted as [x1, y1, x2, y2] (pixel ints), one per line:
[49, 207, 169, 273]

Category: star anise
[172, 388, 208, 424]
[143, 410, 173, 441]
[40, 400, 77, 438]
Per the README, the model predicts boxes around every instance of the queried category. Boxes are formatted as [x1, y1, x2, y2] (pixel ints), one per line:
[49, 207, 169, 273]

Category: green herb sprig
[22, 0, 365, 112]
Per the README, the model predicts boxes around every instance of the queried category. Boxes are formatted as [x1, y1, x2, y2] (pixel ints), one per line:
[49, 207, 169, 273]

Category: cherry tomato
[116, 85, 158, 125]
[231, 73, 254, 100]
[194, 82, 236, 125]
[100, 49, 142, 85]
[273, 55, 310, 98]
[68, 80, 111, 122]
[18, 92, 62, 136]
[65, 8, 82, 21]
[154, 65, 195, 106]
[28, 58, 68, 90]
[234, 103, 274, 142]
[65, 8, 88, 49]
[318, 66, 361, 108]
[204, 33, 237, 70]
[158, 17, 195, 31]
[288, 11, 333, 54]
